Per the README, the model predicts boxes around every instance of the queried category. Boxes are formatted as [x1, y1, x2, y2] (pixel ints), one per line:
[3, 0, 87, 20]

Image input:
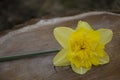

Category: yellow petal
[76, 21, 93, 30]
[99, 51, 109, 64]
[54, 27, 74, 48]
[53, 49, 70, 66]
[97, 29, 113, 44]
[71, 64, 91, 74]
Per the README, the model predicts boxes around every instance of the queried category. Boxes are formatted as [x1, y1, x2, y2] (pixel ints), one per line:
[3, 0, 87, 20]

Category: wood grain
[0, 12, 120, 80]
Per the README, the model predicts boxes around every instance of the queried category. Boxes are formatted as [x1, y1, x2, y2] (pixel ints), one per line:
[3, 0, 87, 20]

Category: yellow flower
[53, 21, 113, 74]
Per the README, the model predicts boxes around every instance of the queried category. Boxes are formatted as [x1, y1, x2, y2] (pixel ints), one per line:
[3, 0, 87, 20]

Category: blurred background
[0, 0, 120, 31]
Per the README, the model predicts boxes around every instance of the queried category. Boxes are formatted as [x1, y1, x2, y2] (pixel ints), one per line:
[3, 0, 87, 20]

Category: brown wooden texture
[0, 12, 120, 80]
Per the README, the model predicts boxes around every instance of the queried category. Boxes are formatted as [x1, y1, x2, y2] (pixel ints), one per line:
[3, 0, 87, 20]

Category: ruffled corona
[67, 28, 104, 68]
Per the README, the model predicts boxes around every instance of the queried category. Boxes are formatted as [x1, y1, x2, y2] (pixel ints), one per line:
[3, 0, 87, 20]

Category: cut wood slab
[0, 12, 120, 80]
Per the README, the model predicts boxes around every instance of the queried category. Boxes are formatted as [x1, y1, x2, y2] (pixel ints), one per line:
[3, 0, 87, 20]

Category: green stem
[0, 49, 60, 62]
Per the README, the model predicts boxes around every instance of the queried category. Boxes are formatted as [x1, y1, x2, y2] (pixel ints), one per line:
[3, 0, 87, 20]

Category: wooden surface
[0, 12, 120, 80]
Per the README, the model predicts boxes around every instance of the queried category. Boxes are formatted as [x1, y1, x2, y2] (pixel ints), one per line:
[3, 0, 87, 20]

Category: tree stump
[0, 12, 120, 80]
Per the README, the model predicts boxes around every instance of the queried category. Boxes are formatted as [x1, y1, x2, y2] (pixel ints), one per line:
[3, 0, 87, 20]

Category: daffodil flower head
[53, 21, 113, 74]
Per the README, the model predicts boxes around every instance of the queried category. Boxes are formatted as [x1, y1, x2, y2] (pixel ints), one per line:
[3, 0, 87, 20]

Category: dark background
[0, 0, 120, 31]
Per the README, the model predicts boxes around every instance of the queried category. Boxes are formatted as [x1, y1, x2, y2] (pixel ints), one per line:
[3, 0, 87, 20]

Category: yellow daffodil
[53, 21, 113, 74]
